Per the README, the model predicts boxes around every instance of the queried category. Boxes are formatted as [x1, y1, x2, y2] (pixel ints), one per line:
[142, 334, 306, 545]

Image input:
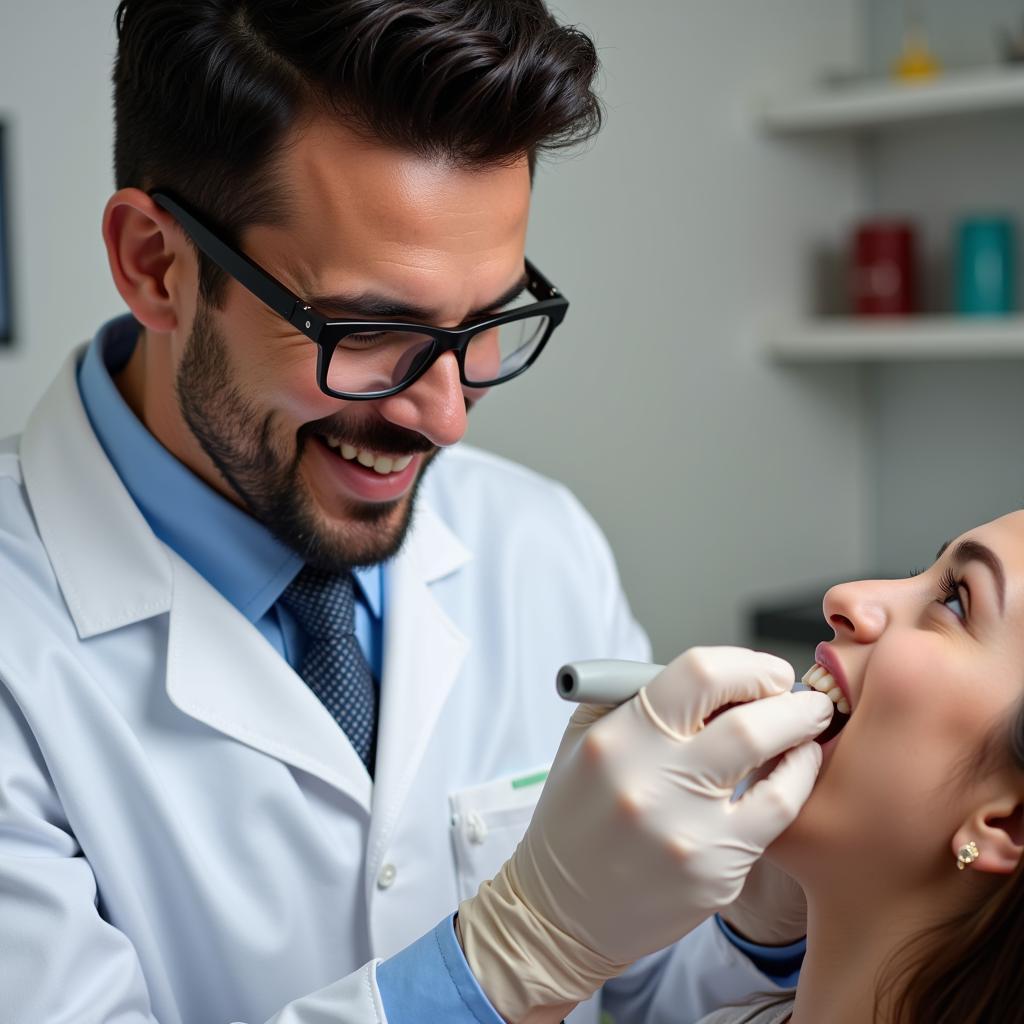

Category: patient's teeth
[800, 663, 854, 716]
[341, 444, 358, 460]
[357, 450, 376, 468]
[372, 457, 394, 475]
[393, 455, 413, 471]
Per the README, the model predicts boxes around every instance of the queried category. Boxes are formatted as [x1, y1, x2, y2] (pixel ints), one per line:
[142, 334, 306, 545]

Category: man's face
[171, 118, 532, 570]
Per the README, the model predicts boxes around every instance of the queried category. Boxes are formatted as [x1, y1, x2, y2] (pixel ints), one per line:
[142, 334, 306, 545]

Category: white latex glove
[720, 854, 808, 947]
[457, 647, 833, 1023]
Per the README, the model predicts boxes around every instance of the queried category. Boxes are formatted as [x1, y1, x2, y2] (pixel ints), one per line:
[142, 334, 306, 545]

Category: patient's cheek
[767, 635, 1011, 886]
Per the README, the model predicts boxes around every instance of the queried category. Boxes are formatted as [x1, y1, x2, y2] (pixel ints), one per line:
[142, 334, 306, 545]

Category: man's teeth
[801, 664, 851, 715]
[324, 439, 414, 476]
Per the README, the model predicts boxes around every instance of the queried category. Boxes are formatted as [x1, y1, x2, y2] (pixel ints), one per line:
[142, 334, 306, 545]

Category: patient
[699, 510, 1024, 1024]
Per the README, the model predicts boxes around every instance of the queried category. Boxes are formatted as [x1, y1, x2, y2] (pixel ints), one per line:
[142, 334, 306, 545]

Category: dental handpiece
[556, 660, 816, 706]
[557, 659, 838, 743]
[556, 659, 664, 705]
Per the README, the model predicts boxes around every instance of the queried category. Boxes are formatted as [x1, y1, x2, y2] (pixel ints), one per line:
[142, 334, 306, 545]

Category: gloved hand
[457, 647, 833, 1024]
[719, 855, 808, 947]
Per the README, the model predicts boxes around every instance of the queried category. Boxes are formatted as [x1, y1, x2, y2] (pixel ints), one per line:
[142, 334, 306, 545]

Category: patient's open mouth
[800, 663, 852, 745]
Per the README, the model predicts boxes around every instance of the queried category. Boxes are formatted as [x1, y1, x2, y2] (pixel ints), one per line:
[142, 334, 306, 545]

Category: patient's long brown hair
[878, 699, 1024, 1024]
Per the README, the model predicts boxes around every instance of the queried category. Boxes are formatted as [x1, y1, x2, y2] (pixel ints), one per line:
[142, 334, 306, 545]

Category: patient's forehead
[960, 511, 1024, 575]
[977, 510, 1024, 541]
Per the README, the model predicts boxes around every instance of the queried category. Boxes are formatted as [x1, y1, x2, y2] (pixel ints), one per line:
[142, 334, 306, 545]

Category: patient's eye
[939, 567, 966, 622]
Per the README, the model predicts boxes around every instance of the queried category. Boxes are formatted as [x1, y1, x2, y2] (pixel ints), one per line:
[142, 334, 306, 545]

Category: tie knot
[281, 566, 358, 641]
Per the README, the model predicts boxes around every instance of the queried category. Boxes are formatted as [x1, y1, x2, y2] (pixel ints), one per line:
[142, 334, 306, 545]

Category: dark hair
[877, 698, 1024, 1023]
[112, 0, 603, 303]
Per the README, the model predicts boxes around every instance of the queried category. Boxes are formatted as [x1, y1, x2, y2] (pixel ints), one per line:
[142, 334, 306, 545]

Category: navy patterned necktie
[280, 566, 378, 775]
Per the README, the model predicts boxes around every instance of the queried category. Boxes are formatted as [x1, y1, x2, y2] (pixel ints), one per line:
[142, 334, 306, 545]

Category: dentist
[0, 2, 830, 1022]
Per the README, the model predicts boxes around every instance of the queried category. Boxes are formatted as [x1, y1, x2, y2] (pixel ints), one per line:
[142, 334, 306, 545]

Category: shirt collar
[76, 314, 383, 623]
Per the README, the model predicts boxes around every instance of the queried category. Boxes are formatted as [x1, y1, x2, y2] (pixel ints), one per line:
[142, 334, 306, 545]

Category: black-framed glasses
[151, 191, 569, 401]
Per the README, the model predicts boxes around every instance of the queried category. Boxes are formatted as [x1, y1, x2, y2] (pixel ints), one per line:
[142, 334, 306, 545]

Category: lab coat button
[377, 863, 397, 889]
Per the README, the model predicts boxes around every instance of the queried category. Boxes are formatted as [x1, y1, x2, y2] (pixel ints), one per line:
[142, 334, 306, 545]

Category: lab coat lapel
[165, 549, 373, 814]
[20, 348, 173, 638]
[368, 502, 470, 871]
[21, 349, 468, 825]
[23, 349, 373, 811]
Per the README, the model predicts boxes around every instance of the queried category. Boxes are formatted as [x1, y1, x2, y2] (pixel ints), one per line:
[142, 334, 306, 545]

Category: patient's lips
[800, 650, 853, 745]
[813, 641, 854, 712]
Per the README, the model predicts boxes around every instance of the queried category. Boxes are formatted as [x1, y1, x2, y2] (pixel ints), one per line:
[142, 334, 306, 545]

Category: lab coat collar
[163, 495, 471, 817]
[20, 346, 473, 814]
[20, 347, 473, 634]
[20, 346, 173, 638]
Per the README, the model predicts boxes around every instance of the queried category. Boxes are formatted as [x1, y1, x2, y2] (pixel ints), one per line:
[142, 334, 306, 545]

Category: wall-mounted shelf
[760, 66, 1024, 134]
[765, 315, 1024, 362]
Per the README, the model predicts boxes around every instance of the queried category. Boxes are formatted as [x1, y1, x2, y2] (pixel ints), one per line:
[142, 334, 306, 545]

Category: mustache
[301, 396, 477, 456]
[300, 416, 436, 456]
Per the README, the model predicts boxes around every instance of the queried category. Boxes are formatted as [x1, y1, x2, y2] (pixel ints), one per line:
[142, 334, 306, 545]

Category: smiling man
[113, 118, 535, 569]
[0, 2, 833, 1022]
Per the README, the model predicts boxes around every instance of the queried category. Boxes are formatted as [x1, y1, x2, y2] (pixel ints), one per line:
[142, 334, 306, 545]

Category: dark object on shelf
[0, 122, 11, 344]
[749, 592, 832, 646]
[999, 18, 1024, 63]
[851, 219, 919, 316]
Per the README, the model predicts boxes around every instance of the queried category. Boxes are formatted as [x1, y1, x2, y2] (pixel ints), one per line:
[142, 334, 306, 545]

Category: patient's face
[770, 510, 1024, 890]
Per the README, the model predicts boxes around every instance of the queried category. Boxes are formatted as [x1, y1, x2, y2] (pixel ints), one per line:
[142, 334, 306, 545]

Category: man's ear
[953, 797, 1024, 876]
[101, 188, 187, 333]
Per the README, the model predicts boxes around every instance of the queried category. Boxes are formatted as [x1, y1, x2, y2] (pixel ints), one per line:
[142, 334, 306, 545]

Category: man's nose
[822, 580, 888, 642]
[375, 350, 470, 448]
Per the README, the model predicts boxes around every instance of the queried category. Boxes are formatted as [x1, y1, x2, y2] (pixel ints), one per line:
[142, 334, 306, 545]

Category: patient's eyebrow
[306, 274, 530, 322]
[947, 539, 1007, 615]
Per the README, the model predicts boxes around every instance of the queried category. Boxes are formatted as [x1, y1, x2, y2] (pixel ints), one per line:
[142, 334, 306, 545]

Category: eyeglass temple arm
[524, 258, 561, 300]
[150, 191, 326, 338]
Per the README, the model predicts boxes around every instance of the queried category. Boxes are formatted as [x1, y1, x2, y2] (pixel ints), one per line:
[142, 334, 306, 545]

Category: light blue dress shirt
[76, 315, 383, 672]
[76, 314, 799, 1021]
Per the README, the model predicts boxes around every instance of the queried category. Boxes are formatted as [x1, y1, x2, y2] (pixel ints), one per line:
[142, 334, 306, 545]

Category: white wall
[0, 2, 123, 430]
[860, 0, 1024, 572]
[0, 1, 871, 664]
[469, 0, 870, 659]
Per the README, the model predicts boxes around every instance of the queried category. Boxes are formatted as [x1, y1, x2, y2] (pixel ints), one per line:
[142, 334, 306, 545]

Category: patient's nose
[822, 580, 888, 642]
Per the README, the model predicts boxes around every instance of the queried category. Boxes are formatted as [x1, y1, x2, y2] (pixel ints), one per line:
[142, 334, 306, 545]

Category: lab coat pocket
[449, 764, 550, 901]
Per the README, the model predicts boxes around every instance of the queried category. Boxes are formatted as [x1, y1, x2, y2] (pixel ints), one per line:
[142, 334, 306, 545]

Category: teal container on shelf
[955, 216, 1016, 315]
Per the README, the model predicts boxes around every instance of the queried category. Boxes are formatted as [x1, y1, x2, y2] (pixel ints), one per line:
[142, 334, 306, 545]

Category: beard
[175, 303, 437, 572]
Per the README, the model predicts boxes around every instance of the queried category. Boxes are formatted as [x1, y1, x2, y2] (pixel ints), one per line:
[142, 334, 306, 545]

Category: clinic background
[3, 0, 1024, 666]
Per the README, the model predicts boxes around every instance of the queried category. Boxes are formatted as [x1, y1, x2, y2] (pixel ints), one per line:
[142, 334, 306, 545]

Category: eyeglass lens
[325, 314, 551, 396]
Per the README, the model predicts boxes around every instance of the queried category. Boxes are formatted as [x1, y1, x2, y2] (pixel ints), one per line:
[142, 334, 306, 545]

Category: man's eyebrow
[944, 539, 1007, 614]
[305, 273, 530, 323]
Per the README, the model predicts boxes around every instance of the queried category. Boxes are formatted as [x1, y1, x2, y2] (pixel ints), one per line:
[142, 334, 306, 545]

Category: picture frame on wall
[0, 122, 11, 344]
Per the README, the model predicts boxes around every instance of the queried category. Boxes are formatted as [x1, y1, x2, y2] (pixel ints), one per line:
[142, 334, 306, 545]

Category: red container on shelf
[850, 220, 918, 315]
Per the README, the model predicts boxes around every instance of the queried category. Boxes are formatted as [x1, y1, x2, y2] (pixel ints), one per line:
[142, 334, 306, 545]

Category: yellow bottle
[894, 29, 942, 81]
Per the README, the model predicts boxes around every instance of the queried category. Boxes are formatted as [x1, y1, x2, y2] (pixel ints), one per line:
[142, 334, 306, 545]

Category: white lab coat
[0, 348, 771, 1024]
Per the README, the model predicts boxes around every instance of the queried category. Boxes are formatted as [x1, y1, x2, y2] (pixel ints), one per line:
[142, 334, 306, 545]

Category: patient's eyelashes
[939, 567, 967, 622]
